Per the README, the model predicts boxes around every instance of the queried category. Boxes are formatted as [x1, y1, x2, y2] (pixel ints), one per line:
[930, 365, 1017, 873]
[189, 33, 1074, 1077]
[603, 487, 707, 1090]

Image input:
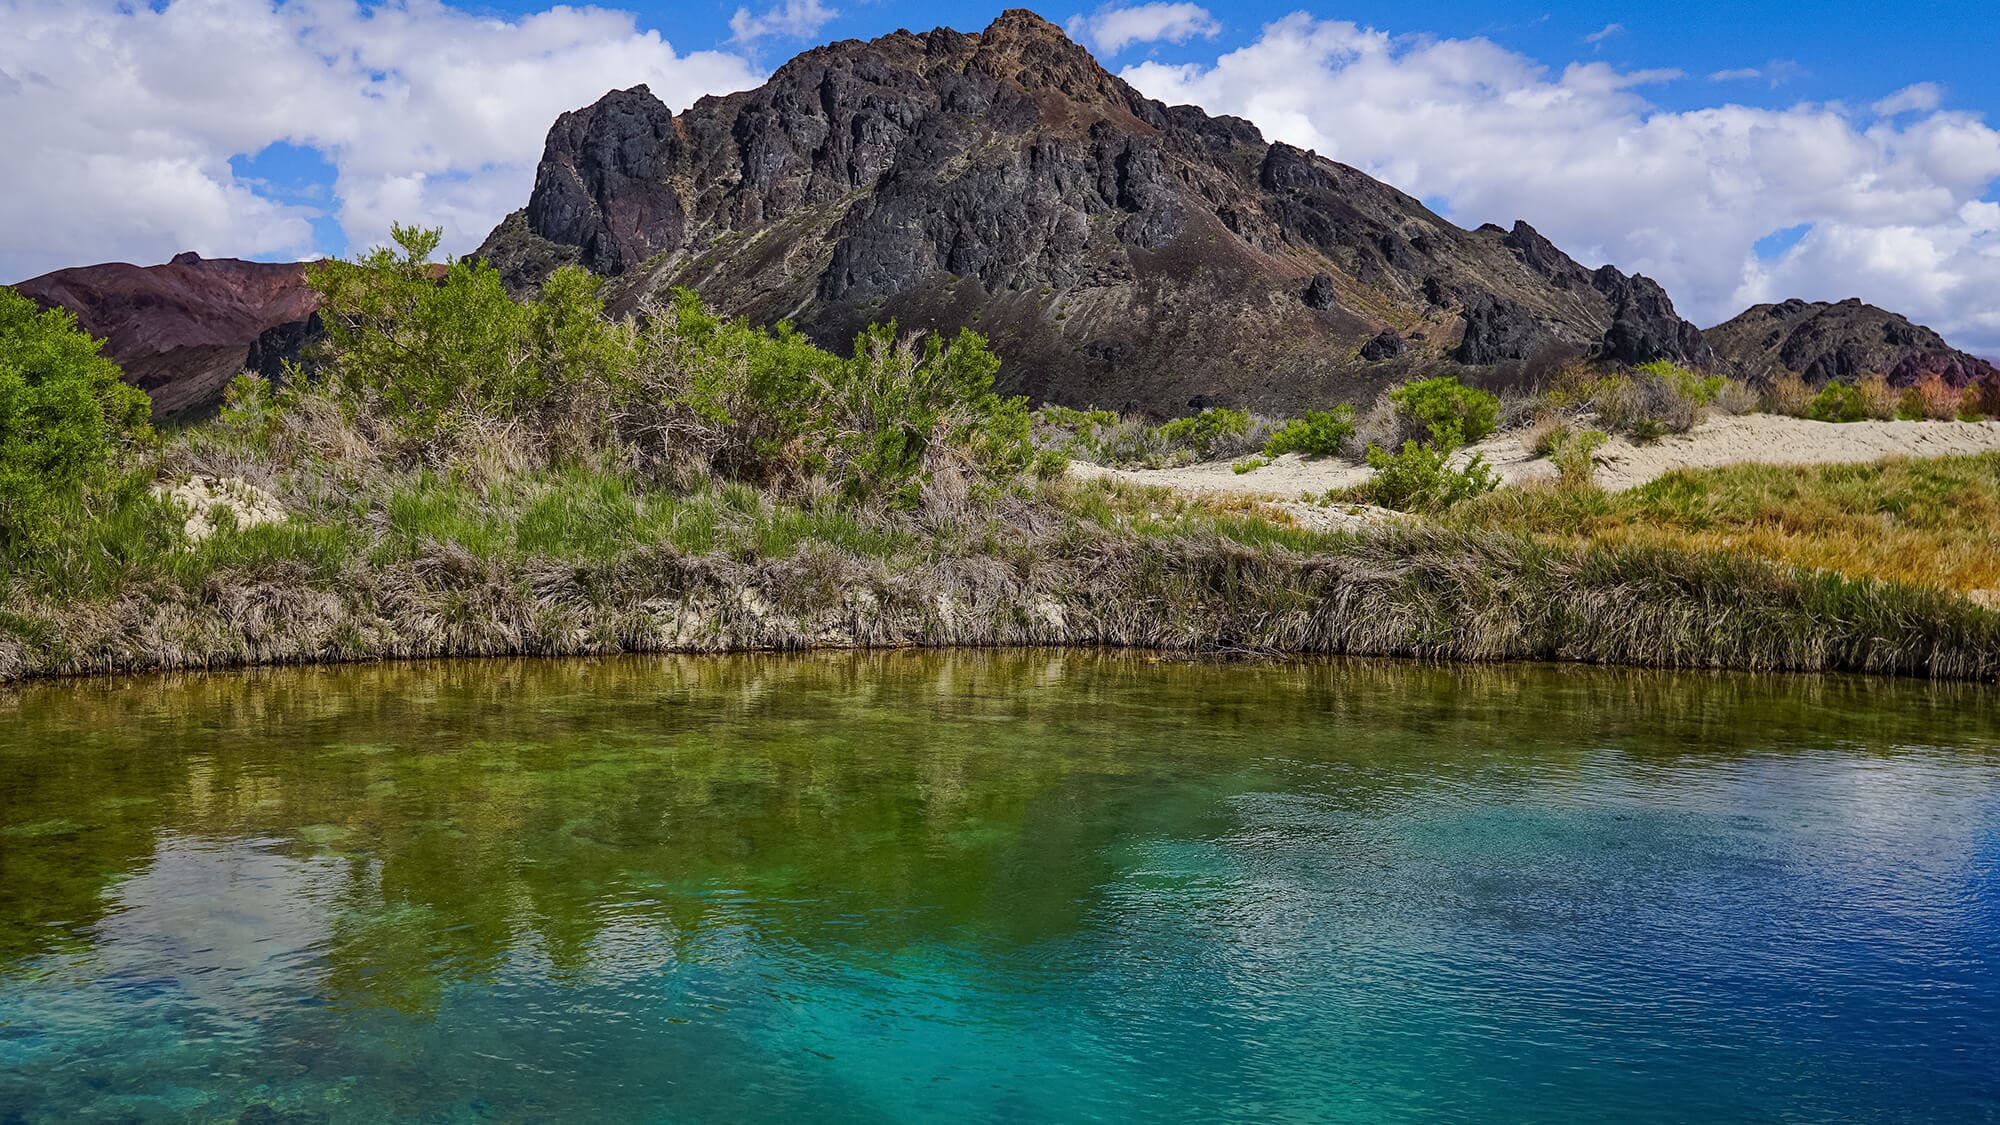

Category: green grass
[1449, 454, 2000, 594]
[6, 431, 2000, 684]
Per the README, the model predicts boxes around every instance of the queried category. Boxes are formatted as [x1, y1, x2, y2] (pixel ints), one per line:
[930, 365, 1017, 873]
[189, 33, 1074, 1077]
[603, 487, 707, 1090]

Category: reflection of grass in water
[0, 817, 88, 839]
[1, 652, 1997, 1003]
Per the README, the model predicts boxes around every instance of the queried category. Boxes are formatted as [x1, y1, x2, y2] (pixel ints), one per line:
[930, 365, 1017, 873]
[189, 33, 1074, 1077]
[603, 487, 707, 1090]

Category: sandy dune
[1072, 414, 2000, 501]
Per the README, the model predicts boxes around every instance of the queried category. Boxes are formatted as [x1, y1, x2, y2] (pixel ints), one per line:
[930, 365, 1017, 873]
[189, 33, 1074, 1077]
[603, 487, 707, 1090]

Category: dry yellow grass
[1451, 453, 2000, 594]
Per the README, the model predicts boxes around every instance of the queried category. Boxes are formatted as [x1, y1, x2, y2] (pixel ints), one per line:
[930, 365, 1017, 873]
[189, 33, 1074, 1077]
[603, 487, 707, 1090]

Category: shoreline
[7, 526, 1997, 685]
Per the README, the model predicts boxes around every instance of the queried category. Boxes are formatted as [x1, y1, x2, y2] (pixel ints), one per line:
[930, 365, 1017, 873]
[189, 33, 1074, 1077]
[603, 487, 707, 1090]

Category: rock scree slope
[476, 8, 1713, 415]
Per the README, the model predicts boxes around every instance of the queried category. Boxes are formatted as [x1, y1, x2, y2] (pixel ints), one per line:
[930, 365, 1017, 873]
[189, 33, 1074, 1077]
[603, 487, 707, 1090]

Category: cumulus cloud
[1874, 82, 1943, 117]
[0, 0, 759, 282]
[1068, 3, 1222, 56]
[730, 0, 838, 45]
[1120, 14, 2000, 353]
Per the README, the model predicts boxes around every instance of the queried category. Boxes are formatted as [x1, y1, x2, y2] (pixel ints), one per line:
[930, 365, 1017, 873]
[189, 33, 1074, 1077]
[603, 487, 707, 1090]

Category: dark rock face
[1359, 328, 1406, 361]
[1302, 273, 1337, 310]
[478, 8, 1711, 414]
[524, 85, 684, 276]
[10, 254, 321, 418]
[1706, 298, 1999, 386]
[1593, 267, 1713, 367]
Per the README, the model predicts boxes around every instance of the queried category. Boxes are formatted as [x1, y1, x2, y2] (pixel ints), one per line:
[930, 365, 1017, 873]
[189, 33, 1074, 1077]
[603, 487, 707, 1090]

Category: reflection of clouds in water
[91, 833, 347, 1023]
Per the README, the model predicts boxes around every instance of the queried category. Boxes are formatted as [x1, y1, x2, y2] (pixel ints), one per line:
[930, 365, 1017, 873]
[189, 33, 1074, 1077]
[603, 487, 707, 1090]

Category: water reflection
[1, 653, 1997, 1121]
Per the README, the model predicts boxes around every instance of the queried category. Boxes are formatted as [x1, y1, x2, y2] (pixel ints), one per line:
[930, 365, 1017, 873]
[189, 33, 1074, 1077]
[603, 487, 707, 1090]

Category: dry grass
[5, 512, 1996, 684]
[1451, 454, 2000, 595]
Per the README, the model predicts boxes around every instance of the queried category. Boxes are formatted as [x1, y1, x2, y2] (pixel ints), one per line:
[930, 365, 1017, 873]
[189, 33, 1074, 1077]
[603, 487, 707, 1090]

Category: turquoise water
[1, 653, 1997, 1122]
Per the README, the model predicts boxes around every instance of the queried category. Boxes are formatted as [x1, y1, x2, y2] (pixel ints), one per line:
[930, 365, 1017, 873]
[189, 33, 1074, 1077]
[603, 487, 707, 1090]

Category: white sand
[1071, 414, 2000, 501]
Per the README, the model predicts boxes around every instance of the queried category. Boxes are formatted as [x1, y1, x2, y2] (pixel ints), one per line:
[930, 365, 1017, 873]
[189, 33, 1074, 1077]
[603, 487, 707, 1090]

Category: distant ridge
[1706, 298, 1999, 386]
[477, 9, 1711, 414]
[10, 253, 319, 418]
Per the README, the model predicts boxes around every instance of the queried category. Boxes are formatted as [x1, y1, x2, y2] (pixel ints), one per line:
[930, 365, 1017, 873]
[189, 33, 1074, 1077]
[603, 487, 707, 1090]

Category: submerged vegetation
[2, 225, 1998, 682]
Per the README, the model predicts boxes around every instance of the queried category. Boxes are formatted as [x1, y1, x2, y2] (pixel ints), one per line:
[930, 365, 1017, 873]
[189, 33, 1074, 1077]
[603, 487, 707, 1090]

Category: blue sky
[2, 0, 1997, 351]
[457, 0, 2000, 121]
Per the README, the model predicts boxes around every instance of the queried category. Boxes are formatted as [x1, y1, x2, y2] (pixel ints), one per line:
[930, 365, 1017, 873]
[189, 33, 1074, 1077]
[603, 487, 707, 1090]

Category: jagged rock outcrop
[1707, 298, 1999, 386]
[10, 253, 320, 418]
[479, 9, 1709, 414]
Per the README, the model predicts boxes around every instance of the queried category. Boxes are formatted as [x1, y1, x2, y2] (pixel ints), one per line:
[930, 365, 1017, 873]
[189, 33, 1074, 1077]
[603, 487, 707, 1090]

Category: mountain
[10, 253, 319, 418]
[477, 9, 1710, 415]
[1707, 298, 1999, 387]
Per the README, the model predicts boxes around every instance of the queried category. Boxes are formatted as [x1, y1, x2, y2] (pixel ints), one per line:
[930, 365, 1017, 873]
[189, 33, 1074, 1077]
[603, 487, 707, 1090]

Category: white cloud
[1067, 3, 1222, 56]
[1874, 82, 1942, 117]
[0, 0, 760, 282]
[1120, 13, 2000, 354]
[729, 0, 838, 45]
[1583, 22, 1623, 46]
[1710, 68, 1763, 82]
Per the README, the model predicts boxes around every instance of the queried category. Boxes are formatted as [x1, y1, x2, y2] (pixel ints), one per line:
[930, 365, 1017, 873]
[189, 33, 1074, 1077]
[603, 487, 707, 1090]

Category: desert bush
[0, 287, 153, 548]
[1157, 407, 1253, 460]
[1353, 396, 1403, 453]
[1389, 376, 1499, 447]
[1262, 405, 1357, 458]
[1549, 428, 1608, 490]
[1765, 372, 1814, 417]
[1712, 379, 1762, 416]
[1524, 412, 1574, 459]
[306, 230, 1041, 506]
[1807, 381, 1869, 423]
[1592, 364, 1707, 442]
[1363, 438, 1499, 513]
[1960, 385, 1987, 422]
[1899, 373, 1961, 421]
[819, 322, 1044, 505]
[1855, 373, 1900, 420]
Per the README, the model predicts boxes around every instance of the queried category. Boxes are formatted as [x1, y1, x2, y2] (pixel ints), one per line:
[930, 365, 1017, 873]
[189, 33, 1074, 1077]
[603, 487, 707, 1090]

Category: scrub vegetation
[3, 226, 1998, 682]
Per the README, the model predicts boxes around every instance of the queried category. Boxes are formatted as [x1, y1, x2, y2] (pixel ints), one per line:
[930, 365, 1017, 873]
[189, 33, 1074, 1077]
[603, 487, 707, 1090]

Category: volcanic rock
[478, 9, 1711, 414]
[1707, 298, 1999, 386]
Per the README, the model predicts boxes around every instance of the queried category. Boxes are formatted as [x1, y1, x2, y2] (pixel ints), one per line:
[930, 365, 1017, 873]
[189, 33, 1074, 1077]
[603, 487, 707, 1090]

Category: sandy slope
[1072, 414, 2000, 501]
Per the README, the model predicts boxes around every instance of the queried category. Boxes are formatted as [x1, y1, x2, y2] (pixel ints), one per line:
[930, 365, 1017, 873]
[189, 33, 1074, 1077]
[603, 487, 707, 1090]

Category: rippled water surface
[2, 653, 1998, 1122]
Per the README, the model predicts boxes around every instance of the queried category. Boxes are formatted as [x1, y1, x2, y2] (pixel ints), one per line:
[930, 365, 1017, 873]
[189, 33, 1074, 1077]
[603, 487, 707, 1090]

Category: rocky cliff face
[10, 253, 319, 418]
[1707, 298, 1999, 386]
[478, 9, 1710, 414]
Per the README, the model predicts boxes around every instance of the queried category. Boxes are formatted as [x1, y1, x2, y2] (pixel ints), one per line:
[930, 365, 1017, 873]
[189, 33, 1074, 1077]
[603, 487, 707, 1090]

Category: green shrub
[0, 287, 152, 547]
[309, 224, 633, 445]
[1389, 376, 1499, 447]
[824, 322, 1033, 505]
[1807, 381, 1869, 423]
[1232, 456, 1269, 474]
[1550, 428, 1608, 489]
[1262, 405, 1357, 458]
[1363, 439, 1499, 513]
[1156, 407, 1251, 460]
[1635, 361, 1725, 405]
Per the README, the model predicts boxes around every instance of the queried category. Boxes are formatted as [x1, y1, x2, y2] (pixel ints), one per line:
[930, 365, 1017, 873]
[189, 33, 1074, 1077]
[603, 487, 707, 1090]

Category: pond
[1, 653, 1997, 1122]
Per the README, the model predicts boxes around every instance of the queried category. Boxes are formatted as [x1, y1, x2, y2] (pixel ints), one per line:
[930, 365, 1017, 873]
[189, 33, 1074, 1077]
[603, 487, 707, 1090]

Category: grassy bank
[4, 230, 1999, 683]
[1448, 455, 2000, 595]
[6, 465, 1998, 681]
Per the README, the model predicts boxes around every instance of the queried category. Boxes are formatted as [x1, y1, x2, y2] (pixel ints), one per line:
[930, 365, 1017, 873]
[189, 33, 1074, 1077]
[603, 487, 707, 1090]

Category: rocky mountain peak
[969, 9, 1133, 108]
[476, 8, 1713, 414]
